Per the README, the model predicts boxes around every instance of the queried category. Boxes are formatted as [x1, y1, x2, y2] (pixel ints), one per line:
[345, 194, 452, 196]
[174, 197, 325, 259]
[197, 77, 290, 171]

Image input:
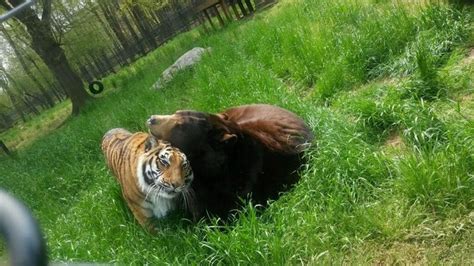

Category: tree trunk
[98, 1, 135, 58]
[49, 84, 64, 102]
[0, 64, 35, 120]
[91, 4, 127, 65]
[129, 5, 157, 50]
[0, 140, 11, 156]
[0, 76, 27, 122]
[120, 9, 148, 56]
[25, 92, 49, 109]
[21, 95, 41, 115]
[23, 51, 67, 101]
[36, 41, 87, 115]
[16, 42, 67, 101]
[101, 52, 116, 74]
[0, 113, 12, 128]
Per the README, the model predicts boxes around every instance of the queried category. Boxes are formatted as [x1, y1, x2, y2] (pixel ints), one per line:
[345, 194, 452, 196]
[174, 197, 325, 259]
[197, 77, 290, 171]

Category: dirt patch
[461, 93, 473, 103]
[461, 48, 474, 65]
[460, 93, 474, 120]
[384, 131, 405, 149]
[468, 48, 474, 61]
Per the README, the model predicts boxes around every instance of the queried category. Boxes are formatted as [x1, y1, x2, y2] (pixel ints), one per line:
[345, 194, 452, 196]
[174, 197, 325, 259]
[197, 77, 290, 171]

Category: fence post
[0, 140, 11, 156]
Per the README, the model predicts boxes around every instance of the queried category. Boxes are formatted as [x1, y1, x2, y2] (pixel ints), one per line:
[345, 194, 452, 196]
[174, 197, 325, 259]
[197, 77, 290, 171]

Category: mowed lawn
[1, 0, 473, 264]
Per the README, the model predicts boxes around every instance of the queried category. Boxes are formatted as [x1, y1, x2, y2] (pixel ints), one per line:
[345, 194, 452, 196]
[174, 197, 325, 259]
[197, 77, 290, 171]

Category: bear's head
[147, 110, 238, 153]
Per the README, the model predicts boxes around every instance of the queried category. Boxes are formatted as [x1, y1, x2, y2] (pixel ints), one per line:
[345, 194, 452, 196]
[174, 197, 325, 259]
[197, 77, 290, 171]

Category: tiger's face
[138, 140, 193, 199]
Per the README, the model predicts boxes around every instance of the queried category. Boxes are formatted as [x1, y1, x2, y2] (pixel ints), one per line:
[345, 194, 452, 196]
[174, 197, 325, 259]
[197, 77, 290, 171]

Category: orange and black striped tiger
[101, 128, 195, 232]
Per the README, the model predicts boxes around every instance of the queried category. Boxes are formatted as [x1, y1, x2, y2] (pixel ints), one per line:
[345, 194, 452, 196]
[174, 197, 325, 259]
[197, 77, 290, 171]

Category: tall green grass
[1, 0, 473, 264]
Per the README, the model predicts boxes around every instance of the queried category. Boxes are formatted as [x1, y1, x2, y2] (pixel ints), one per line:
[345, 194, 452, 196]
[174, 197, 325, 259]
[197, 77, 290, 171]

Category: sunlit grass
[0, 101, 71, 152]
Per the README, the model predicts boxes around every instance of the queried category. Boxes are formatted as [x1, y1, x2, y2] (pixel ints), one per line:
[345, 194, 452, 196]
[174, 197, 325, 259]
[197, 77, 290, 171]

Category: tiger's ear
[145, 136, 158, 152]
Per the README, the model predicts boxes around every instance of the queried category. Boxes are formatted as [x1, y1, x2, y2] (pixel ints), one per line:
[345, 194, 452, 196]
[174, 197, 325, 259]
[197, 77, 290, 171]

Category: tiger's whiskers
[144, 183, 158, 201]
[182, 188, 198, 221]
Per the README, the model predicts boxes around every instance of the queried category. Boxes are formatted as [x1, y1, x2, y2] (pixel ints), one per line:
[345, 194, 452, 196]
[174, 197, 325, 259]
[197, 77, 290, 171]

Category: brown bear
[147, 104, 313, 219]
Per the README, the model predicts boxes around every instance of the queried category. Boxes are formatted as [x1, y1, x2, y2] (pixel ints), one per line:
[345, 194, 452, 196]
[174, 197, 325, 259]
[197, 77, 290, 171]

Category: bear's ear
[209, 128, 237, 146]
[217, 113, 229, 120]
[208, 113, 238, 145]
[145, 136, 158, 152]
[220, 132, 237, 143]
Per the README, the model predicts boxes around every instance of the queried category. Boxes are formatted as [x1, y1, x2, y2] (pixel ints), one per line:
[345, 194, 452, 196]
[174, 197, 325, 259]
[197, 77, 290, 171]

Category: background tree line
[0, 0, 231, 132]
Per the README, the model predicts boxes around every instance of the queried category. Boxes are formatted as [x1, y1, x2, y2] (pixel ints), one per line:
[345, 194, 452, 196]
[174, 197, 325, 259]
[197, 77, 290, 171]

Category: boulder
[152, 47, 211, 90]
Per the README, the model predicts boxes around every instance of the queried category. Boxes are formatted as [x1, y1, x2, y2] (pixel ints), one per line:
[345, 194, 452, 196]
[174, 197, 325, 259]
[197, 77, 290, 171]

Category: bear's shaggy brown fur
[147, 104, 313, 218]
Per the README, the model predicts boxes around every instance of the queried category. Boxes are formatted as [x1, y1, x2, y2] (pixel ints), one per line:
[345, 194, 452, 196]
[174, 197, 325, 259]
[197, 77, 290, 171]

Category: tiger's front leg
[127, 200, 157, 233]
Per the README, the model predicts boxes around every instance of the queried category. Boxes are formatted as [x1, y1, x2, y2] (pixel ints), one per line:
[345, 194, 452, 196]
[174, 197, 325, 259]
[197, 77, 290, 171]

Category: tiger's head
[137, 138, 194, 200]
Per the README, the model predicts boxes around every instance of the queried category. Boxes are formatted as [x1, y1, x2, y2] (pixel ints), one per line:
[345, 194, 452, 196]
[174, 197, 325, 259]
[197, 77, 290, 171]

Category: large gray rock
[152, 47, 211, 90]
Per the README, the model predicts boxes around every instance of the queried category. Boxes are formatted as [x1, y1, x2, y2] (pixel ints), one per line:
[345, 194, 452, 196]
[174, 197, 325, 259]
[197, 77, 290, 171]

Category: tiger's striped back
[102, 128, 148, 184]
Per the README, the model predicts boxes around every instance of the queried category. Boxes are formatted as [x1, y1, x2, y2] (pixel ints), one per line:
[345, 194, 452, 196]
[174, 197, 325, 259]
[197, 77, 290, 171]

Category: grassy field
[1, 0, 473, 264]
[0, 101, 71, 151]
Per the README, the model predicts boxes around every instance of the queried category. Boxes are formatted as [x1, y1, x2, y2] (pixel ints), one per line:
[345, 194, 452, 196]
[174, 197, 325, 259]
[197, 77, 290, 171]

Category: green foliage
[0, 0, 473, 264]
[396, 146, 473, 214]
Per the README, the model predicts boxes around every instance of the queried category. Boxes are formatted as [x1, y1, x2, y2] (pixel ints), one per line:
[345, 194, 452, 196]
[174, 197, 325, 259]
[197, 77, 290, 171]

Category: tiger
[101, 128, 195, 232]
